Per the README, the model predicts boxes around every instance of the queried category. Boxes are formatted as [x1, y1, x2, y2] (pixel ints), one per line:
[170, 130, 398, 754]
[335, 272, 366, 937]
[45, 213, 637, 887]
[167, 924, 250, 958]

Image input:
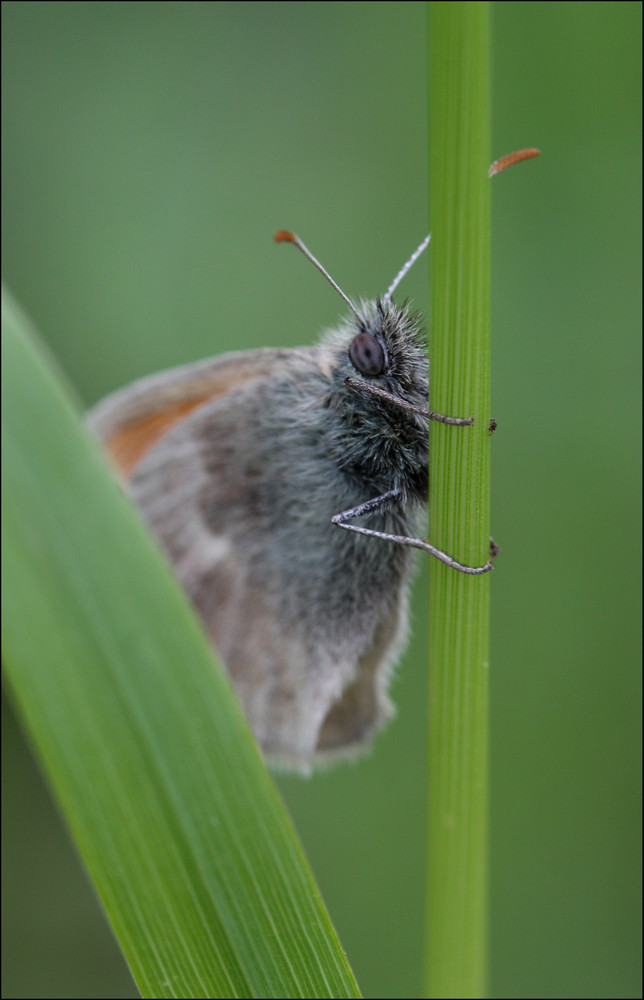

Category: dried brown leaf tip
[489, 148, 541, 178]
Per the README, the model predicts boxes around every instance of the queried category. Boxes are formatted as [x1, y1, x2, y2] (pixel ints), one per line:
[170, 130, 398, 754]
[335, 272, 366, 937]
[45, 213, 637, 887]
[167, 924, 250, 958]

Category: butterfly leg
[344, 377, 474, 424]
[331, 491, 497, 574]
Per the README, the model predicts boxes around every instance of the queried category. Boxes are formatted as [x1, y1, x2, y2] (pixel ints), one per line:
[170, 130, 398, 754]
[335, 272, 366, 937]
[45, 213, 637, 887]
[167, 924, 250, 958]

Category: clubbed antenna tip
[274, 229, 364, 324]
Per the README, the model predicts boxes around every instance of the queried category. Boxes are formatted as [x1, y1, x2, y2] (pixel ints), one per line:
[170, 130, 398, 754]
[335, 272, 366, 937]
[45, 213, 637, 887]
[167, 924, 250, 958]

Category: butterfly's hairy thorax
[323, 300, 429, 503]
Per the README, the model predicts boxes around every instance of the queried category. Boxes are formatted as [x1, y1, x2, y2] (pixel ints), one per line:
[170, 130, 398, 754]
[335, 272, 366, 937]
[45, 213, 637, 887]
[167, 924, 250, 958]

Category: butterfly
[89, 231, 494, 772]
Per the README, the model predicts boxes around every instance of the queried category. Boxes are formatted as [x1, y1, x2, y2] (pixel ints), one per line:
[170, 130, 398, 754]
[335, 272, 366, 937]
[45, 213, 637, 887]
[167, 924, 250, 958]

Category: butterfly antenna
[382, 233, 431, 306]
[274, 230, 364, 325]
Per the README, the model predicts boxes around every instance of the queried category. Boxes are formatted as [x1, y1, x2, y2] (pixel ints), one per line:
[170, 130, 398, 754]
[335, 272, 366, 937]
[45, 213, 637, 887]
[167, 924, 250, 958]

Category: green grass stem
[425, 3, 492, 997]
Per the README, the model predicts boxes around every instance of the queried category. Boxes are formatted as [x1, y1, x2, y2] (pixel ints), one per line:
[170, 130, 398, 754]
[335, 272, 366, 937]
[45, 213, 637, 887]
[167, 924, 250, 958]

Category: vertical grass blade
[426, 3, 492, 997]
[1, 289, 361, 999]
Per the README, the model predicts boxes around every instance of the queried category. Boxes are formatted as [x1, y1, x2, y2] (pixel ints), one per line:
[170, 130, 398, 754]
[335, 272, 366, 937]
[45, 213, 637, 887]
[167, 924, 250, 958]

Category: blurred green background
[2, 2, 640, 998]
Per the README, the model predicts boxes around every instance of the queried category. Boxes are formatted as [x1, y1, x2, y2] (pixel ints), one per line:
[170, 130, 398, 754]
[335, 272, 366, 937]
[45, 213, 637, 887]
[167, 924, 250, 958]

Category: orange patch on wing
[107, 396, 209, 479]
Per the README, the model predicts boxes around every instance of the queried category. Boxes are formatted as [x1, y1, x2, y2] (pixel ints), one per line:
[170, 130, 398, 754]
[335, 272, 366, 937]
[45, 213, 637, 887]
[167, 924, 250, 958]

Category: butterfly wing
[88, 348, 316, 479]
[89, 346, 412, 770]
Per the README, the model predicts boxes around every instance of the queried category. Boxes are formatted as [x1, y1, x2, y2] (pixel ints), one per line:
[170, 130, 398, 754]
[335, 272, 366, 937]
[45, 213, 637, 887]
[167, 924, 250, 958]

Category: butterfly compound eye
[348, 331, 386, 377]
